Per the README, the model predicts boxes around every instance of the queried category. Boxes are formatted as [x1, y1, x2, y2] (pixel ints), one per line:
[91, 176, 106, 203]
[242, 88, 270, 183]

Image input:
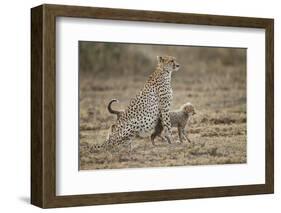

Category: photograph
[79, 42, 247, 170]
[30, 3, 274, 208]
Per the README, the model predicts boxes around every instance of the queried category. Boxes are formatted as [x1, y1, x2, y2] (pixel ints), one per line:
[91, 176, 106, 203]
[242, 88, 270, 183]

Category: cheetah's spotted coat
[93, 56, 180, 152]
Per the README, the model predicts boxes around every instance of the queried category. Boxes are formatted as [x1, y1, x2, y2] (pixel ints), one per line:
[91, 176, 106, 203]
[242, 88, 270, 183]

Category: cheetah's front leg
[159, 109, 172, 144]
[160, 113, 172, 144]
[150, 132, 157, 146]
[158, 87, 173, 143]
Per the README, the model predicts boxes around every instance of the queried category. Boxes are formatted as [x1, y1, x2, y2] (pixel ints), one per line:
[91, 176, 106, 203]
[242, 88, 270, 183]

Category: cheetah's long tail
[107, 99, 122, 116]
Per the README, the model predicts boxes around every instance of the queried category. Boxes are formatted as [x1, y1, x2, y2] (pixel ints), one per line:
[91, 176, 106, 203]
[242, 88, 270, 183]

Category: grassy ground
[79, 44, 246, 170]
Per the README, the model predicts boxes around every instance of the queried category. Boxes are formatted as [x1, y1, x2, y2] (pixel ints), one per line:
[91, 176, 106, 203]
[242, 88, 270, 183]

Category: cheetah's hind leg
[150, 133, 157, 146]
[90, 143, 103, 153]
[124, 139, 133, 155]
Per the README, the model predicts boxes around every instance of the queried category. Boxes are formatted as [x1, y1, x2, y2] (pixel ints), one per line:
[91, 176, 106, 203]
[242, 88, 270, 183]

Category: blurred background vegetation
[79, 41, 246, 78]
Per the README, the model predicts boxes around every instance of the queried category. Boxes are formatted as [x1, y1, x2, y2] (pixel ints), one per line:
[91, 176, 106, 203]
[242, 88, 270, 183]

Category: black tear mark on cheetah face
[157, 55, 180, 72]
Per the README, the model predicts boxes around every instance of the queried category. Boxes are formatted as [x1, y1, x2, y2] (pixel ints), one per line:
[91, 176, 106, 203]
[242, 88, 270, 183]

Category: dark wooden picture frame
[31, 4, 274, 208]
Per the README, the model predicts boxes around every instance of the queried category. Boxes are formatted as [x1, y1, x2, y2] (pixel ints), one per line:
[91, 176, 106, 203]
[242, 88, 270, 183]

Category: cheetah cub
[151, 102, 196, 145]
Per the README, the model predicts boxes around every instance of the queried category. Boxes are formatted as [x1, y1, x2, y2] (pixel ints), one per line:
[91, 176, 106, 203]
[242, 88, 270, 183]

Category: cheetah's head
[181, 102, 196, 116]
[157, 56, 180, 72]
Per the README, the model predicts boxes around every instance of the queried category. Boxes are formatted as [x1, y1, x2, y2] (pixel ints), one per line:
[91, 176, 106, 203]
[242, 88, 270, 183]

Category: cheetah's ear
[157, 56, 163, 63]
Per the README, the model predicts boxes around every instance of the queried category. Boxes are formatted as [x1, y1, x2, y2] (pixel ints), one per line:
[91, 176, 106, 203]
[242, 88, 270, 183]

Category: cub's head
[181, 102, 196, 116]
[157, 56, 180, 72]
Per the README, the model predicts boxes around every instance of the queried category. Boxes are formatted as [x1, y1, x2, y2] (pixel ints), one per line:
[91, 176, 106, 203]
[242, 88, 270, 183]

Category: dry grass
[79, 44, 246, 170]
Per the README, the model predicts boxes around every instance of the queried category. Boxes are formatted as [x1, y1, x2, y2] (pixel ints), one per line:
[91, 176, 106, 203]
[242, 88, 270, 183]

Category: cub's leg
[178, 127, 191, 143]
[178, 126, 184, 143]
[183, 129, 191, 143]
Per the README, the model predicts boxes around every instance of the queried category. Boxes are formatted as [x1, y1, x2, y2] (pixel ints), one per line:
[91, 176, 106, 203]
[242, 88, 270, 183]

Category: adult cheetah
[93, 56, 180, 152]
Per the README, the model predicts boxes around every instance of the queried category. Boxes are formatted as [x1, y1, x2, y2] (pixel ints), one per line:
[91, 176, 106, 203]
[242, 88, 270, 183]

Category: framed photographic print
[31, 4, 274, 208]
